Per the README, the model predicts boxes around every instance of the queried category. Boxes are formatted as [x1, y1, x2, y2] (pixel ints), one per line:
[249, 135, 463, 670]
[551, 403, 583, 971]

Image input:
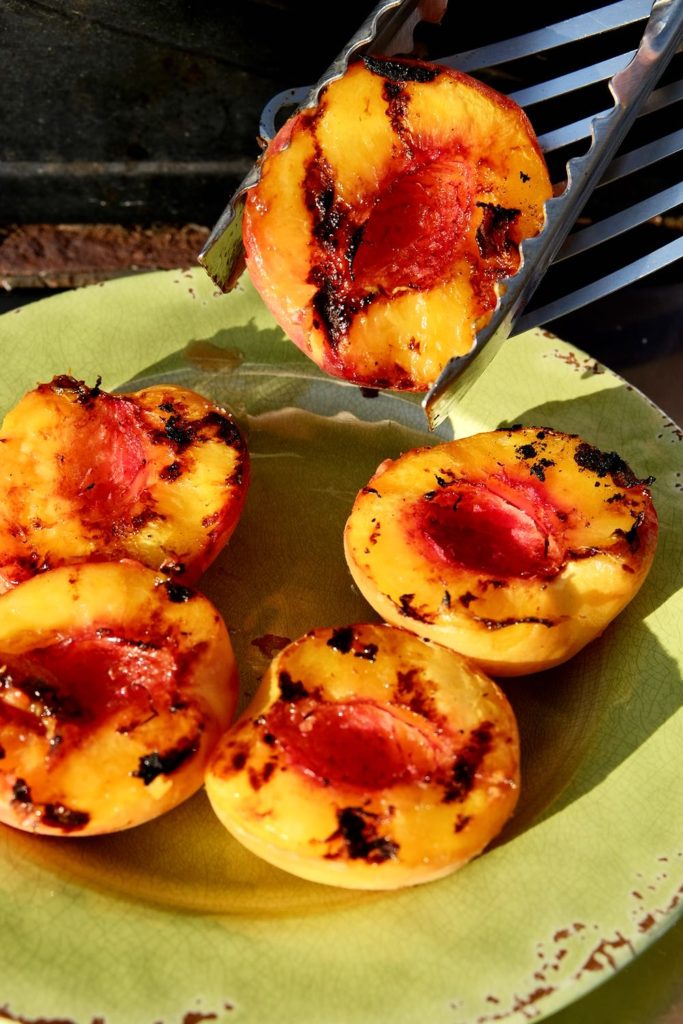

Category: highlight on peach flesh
[205, 623, 520, 889]
[243, 55, 552, 391]
[343, 428, 659, 676]
[0, 561, 238, 836]
[0, 375, 249, 593]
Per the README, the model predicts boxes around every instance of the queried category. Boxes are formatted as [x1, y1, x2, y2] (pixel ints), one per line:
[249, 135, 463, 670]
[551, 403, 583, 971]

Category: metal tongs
[199, 0, 683, 429]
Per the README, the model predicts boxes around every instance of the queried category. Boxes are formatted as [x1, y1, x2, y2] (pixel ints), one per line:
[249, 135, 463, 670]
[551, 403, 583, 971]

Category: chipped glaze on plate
[0, 269, 681, 1024]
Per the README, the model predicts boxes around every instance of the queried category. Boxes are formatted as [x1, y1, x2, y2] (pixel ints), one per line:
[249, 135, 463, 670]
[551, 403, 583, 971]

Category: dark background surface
[1, 0, 681, 418]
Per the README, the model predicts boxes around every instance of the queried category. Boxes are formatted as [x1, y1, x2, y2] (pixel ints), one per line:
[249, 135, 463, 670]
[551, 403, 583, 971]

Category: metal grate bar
[440, 0, 652, 72]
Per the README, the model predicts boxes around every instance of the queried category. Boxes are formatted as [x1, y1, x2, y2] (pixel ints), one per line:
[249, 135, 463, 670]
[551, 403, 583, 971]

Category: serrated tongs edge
[423, 0, 683, 429]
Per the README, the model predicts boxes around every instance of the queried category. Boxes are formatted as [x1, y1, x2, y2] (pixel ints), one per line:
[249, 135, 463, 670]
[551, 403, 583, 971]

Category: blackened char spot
[164, 415, 195, 449]
[326, 627, 354, 654]
[516, 444, 537, 460]
[476, 203, 521, 259]
[160, 461, 182, 481]
[574, 442, 652, 488]
[330, 806, 398, 863]
[312, 282, 350, 349]
[614, 511, 645, 551]
[362, 56, 442, 84]
[354, 643, 378, 662]
[395, 593, 434, 623]
[12, 778, 32, 804]
[48, 374, 102, 406]
[134, 739, 199, 784]
[530, 458, 555, 482]
[476, 615, 555, 630]
[278, 671, 309, 702]
[199, 410, 243, 446]
[42, 802, 90, 832]
[164, 580, 194, 603]
[442, 723, 493, 803]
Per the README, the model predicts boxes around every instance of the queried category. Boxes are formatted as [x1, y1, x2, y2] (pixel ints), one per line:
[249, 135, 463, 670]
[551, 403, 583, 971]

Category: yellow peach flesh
[205, 623, 520, 890]
[243, 56, 552, 391]
[343, 428, 659, 676]
[0, 376, 249, 593]
[0, 561, 238, 836]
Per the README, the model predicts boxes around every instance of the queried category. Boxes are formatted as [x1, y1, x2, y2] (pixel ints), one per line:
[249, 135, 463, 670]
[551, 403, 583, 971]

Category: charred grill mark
[232, 749, 248, 771]
[326, 627, 354, 654]
[163, 414, 195, 449]
[41, 802, 90, 832]
[278, 671, 309, 703]
[311, 281, 351, 349]
[12, 778, 31, 804]
[130, 508, 164, 532]
[396, 593, 434, 623]
[442, 723, 493, 804]
[516, 443, 537, 460]
[160, 461, 183, 481]
[164, 581, 195, 603]
[459, 591, 477, 608]
[396, 668, 420, 697]
[133, 737, 200, 784]
[248, 760, 277, 791]
[354, 643, 378, 662]
[382, 79, 411, 144]
[475, 615, 556, 630]
[327, 805, 398, 863]
[614, 511, 645, 551]
[396, 669, 438, 721]
[530, 458, 555, 482]
[346, 224, 365, 269]
[197, 410, 244, 448]
[10, 779, 90, 831]
[574, 441, 653, 489]
[476, 202, 521, 260]
[454, 813, 471, 833]
[3, 670, 84, 722]
[45, 374, 103, 407]
[362, 56, 442, 84]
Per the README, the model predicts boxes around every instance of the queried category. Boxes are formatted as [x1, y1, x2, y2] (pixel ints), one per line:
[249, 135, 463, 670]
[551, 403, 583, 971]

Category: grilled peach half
[243, 55, 551, 391]
[0, 560, 238, 836]
[344, 428, 658, 676]
[0, 375, 249, 594]
[205, 623, 520, 890]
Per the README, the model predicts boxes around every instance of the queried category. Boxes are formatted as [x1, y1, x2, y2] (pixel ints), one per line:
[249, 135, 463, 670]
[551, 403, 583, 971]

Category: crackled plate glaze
[0, 269, 681, 1024]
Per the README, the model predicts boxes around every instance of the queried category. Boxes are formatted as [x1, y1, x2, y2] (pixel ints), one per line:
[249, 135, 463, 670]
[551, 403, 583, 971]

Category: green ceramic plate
[0, 269, 681, 1024]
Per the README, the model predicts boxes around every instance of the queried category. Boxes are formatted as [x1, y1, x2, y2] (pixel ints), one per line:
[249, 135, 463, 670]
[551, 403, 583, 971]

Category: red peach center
[2, 637, 176, 728]
[415, 484, 564, 579]
[68, 396, 148, 517]
[268, 699, 443, 790]
[352, 157, 473, 293]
